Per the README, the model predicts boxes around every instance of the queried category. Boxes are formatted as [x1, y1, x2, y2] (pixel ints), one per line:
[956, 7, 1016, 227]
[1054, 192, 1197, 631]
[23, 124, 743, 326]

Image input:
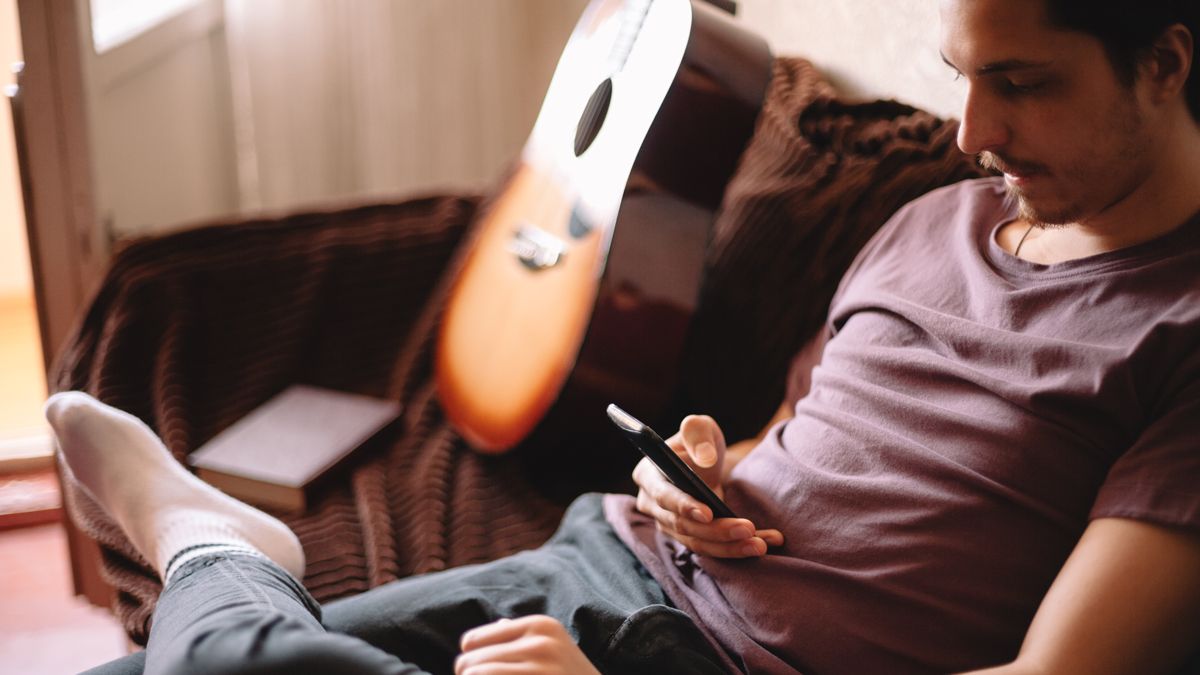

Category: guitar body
[437, 0, 772, 453]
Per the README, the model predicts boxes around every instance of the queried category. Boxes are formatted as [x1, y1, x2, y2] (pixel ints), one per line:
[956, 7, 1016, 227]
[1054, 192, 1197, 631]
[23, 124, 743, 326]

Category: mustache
[977, 152, 1047, 176]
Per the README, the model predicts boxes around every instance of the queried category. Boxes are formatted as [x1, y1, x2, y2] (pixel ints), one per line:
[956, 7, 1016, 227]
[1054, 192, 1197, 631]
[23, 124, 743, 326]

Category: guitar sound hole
[574, 78, 612, 157]
[569, 207, 592, 238]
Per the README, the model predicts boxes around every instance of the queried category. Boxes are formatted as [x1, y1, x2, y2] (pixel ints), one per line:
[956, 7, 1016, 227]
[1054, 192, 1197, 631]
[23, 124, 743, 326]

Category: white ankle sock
[46, 392, 305, 584]
[161, 543, 264, 583]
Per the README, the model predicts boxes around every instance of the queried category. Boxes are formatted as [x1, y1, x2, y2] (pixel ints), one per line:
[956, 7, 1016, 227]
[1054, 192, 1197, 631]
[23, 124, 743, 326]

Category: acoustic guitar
[436, 0, 772, 453]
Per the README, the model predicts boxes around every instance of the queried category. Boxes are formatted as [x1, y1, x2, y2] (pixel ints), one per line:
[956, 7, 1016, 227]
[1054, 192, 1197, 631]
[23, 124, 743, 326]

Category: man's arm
[962, 517, 1200, 675]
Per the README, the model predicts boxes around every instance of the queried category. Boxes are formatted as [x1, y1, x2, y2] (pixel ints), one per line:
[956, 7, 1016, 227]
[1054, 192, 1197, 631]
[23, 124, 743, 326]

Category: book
[187, 385, 401, 513]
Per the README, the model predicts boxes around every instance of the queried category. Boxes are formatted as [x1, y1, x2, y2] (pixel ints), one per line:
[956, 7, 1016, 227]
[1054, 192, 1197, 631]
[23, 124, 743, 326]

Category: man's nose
[956, 86, 1009, 155]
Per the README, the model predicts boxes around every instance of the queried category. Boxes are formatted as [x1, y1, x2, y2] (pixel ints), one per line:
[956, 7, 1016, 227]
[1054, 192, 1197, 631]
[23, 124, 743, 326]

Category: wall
[79, 0, 586, 239]
[224, 0, 586, 214]
[739, 0, 965, 120]
[80, 0, 238, 239]
[0, 0, 30, 297]
[75, 0, 963, 241]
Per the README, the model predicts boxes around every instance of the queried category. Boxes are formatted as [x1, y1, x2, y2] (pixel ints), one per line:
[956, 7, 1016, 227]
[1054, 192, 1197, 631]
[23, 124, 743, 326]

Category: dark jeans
[83, 494, 727, 675]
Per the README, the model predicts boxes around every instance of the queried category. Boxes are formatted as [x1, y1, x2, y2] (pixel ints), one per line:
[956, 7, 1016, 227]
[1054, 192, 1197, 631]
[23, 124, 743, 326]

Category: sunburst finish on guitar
[437, 0, 772, 453]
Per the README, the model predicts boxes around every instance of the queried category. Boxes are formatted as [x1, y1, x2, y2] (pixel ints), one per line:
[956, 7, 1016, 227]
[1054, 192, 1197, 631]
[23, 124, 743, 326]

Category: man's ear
[1142, 23, 1194, 105]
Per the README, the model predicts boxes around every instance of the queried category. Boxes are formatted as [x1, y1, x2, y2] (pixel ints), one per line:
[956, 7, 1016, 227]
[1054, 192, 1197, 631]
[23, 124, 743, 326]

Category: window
[89, 0, 202, 53]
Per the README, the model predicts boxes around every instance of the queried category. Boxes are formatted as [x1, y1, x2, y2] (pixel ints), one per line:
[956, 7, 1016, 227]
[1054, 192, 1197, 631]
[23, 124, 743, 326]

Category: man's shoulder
[896, 175, 1008, 222]
[832, 177, 1008, 304]
[863, 176, 1009, 255]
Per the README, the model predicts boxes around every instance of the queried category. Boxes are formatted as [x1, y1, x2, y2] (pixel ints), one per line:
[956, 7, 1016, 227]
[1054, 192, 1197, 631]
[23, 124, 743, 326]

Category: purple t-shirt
[605, 177, 1200, 673]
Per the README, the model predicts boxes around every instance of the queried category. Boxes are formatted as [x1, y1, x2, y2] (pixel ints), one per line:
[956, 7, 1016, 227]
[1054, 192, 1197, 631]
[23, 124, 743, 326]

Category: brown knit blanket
[54, 194, 572, 642]
[52, 57, 984, 643]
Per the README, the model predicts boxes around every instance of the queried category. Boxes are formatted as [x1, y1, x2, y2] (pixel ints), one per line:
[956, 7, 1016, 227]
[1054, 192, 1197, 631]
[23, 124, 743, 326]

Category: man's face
[939, 0, 1156, 226]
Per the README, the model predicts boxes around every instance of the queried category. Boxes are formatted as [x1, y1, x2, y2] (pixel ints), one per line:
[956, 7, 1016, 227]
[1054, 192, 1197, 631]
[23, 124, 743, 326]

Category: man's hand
[633, 413, 784, 558]
[455, 616, 600, 675]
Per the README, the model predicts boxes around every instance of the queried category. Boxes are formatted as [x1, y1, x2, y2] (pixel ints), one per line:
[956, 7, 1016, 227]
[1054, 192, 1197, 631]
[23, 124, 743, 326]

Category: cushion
[673, 56, 988, 441]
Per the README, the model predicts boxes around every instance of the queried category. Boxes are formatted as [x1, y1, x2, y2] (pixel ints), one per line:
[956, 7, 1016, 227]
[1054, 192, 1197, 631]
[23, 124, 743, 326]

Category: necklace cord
[1014, 222, 1036, 257]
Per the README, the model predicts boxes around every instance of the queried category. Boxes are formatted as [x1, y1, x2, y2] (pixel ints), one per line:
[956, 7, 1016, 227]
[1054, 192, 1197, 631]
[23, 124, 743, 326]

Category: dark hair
[1044, 0, 1199, 121]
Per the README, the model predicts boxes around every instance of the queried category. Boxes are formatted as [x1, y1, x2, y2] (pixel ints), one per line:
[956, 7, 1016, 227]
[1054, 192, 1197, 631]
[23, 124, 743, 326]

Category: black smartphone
[606, 403, 737, 520]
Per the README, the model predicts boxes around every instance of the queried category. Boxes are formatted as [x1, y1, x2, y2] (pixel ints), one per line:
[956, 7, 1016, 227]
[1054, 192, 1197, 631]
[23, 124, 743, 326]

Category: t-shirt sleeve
[824, 183, 964, 336]
[784, 327, 830, 410]
[1091, 351, 1200, 532]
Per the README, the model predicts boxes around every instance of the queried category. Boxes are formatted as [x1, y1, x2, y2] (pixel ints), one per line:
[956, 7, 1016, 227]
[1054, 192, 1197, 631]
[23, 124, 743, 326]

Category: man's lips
[1004, 170, 1041, 188]
[979, 153, 1047, 187]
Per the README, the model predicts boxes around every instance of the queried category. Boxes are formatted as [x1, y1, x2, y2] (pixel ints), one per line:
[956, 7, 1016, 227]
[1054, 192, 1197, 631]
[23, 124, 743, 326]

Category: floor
[0, 519, 131, 673]
[0, 293, 131, 672]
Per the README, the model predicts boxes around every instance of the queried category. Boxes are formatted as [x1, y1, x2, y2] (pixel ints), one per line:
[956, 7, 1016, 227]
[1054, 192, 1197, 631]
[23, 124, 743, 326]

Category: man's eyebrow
[939, 52, 1053, 75]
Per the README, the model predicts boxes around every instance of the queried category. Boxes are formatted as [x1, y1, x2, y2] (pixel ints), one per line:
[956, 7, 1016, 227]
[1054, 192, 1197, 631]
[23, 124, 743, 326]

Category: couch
[51, 56, 985, 645]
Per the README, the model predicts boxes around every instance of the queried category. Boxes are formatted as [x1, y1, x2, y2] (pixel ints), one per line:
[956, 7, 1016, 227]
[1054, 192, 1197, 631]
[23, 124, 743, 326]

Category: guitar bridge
[508, 225, 568, 270]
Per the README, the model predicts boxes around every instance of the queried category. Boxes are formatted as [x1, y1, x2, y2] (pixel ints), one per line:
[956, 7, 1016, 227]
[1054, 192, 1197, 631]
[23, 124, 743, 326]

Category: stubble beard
[978, 152, 1079, 228]
[1012, 184, 1073, 229]
[978, 94, 1147, 230]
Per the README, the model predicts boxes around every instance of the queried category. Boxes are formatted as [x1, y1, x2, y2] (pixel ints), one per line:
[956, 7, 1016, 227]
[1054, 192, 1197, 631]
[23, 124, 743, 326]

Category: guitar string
[576, 0, 653, 233]
[529, 0, 654, 252]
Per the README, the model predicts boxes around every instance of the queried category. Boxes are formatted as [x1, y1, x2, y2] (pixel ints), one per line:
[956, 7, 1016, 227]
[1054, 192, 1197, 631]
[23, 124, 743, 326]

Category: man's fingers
[455, 642, 522, 673]
[461, 618, 520, 652]
[757, 529, 786, 547]
[457, 616, 599, 675]
[678, 415, 725, 468]
[636, 488, 786, 558]
[457, 665, 525, 675]
[665, 513, 771, 546]
[633, 459, 713, 522]
[460, 612, 568, 648]
[633, 414, 783, 559]
[636, 490, 703, 533]
[661, 526, 772, 558]
[636, 488, 775, 553]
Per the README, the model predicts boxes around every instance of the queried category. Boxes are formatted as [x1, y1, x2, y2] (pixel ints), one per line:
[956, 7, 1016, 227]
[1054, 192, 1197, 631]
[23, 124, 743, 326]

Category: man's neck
[1012, 117, 1200, 265]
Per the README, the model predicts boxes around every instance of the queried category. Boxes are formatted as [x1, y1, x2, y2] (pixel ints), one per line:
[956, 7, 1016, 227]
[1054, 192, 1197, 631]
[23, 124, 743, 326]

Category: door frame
[13, 0, 103, 372]
[13, 0, 110, 608]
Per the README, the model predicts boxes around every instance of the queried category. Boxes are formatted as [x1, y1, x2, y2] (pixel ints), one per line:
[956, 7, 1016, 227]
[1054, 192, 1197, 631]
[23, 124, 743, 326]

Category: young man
[65, 0, 1200, 673]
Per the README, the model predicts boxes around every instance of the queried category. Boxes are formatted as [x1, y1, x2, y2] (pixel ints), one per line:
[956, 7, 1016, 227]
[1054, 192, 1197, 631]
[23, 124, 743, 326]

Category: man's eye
[1002, 79, 1046, 94]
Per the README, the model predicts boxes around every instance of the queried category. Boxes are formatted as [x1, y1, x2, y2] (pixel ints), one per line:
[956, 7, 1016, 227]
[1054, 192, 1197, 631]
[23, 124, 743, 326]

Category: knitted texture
[52, 195, 565, 642]
[672, 58, 987, 442]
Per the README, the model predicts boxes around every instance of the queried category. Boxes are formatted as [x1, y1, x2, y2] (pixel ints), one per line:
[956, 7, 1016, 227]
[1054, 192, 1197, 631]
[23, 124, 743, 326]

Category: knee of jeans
[600, 605, 727, 674]
[173, 614, 403, 675]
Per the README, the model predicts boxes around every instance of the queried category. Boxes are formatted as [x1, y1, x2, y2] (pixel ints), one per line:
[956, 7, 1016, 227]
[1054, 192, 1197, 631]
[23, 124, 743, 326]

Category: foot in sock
[45, 391, 305, 582]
